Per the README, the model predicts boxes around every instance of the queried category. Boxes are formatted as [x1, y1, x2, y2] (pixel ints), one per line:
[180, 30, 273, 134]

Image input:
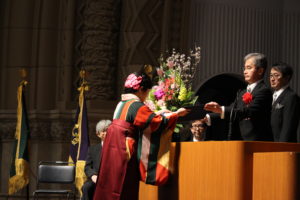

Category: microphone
[227, 89, 241, 140]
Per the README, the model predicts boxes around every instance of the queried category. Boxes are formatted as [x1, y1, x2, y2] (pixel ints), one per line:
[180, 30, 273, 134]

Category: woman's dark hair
[124, 72, 153, 93]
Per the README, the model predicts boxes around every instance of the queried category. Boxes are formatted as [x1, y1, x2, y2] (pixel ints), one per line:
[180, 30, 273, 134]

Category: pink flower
[165, 78, 174, 88]
[166, 94, 173, 100]
[154, 89, 165, 100]
[242, 92, 253, 105]
[158, 81, 165, 88]
[124, 74, 142, 90]
[156, 68, 163, 77]
[167, 61, 174, 69]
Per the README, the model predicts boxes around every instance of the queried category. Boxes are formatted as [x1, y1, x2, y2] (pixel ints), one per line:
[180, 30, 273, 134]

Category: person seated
[81, 119, 111, 200]
[188, 119, 207, 141]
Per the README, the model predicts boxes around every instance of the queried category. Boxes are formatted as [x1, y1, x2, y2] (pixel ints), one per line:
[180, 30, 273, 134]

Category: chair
[33, 161, 76, 200]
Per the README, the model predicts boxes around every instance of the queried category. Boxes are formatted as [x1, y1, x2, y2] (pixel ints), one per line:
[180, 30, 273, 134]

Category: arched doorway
[196, 73, 246, 106]
[174, 73, 246, 142]
[196, 73, 246, 141]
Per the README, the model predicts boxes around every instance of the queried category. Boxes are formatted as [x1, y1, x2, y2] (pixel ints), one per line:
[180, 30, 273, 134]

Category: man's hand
[203, 116, 209, 124]
[204, 102, 222, 113]
[91, 175, 98, 183]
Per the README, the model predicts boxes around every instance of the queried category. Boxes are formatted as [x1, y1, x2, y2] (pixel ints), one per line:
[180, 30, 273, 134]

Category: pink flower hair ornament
[124, 74, 142, 90]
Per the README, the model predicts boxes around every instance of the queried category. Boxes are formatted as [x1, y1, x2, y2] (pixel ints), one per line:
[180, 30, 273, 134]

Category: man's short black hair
[271, 61, 293, 81]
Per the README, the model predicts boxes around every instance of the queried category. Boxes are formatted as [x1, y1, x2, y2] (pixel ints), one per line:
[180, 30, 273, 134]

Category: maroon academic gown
[93, 119, 140, 200]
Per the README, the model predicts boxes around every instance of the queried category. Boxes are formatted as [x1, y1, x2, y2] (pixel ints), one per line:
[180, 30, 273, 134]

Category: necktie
[272, 93, 277, 105]
[247, 86, 251, 93]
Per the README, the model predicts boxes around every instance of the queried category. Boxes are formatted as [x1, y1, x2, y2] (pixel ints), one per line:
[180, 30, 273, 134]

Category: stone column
[75, 0, 121, 101]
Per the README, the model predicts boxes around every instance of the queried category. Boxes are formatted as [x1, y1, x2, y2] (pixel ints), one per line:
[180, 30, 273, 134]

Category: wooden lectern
[139, 141, 300, 200]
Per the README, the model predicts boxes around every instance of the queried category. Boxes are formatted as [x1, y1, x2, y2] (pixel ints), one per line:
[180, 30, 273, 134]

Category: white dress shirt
[193, 136, 203, 142]
[272, 85, 288, 104]
[246, 80, 261, 93]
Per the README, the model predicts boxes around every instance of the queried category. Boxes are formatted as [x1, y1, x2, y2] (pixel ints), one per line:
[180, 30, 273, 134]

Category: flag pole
[8, 68, 30, 196]
[20, 68, 30, 200]
[68, 69, 90, 197]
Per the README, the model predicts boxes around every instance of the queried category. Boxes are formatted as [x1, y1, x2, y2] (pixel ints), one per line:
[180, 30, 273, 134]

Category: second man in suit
[270, 62, 300, 142]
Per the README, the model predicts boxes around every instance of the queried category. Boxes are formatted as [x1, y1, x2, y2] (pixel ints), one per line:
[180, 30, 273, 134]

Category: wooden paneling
[253, 152, 300, 200]
[139, 141, 300, 200]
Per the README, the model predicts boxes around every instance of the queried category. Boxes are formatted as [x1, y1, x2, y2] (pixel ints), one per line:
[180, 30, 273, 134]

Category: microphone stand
[227, 89, 241, 140]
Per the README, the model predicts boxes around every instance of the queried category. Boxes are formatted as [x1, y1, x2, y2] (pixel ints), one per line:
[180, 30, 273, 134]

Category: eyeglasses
[192, 124, 206, 128]
[269, 74, 281, 79]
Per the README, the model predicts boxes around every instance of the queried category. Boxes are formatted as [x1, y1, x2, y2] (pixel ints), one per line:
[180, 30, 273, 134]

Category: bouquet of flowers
[145, 47, 201, 132]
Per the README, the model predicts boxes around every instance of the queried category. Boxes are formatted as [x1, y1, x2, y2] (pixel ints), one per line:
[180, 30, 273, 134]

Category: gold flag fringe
[75, 160, 87, 196]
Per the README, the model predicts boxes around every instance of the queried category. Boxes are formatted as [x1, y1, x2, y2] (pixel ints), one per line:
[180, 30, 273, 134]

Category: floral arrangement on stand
[145, 47, 201, 132]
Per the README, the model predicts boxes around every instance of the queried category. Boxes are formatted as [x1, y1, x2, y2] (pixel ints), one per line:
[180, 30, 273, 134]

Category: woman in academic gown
[93, 71, 188, 200]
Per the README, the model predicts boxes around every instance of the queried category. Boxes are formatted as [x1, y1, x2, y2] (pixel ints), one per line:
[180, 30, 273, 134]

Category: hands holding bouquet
[155, 108, 190, 117]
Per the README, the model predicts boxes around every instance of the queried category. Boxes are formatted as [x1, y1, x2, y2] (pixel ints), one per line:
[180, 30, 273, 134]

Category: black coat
[271, 87, 300, 142]
[219, 81, 273, 141]
[84, 143, 102, 179]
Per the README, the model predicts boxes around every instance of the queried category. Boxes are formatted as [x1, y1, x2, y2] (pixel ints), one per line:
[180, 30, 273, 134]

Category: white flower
[157, 100, 166, 108]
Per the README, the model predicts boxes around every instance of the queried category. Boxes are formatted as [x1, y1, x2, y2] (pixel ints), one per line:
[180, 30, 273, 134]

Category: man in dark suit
[270, 62, 300, 142]
[204, 53, 273, 141]
[81, 119, 111, 200]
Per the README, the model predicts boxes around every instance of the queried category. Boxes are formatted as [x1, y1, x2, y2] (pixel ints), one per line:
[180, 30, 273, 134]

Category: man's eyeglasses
[192, 124, 206, 128]
[270, 74, 281, 79]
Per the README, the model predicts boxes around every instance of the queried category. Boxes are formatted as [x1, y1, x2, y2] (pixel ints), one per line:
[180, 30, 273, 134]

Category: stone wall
[0, 0, 189, 195]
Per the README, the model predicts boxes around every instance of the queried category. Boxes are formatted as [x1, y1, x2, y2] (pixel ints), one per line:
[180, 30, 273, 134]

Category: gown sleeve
[133, 104, 179, 186]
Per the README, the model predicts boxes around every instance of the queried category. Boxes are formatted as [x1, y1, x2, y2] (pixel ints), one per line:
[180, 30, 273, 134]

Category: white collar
[193, 136, 203, 142]
[121, 93, 140, 101]
[247, 80, 262, 93]
[273, 85, 288, 98]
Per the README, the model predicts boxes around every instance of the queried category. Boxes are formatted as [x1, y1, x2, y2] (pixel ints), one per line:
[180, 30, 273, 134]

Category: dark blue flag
[68, 85, 90, 195]
[9, 81, 30, 194]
